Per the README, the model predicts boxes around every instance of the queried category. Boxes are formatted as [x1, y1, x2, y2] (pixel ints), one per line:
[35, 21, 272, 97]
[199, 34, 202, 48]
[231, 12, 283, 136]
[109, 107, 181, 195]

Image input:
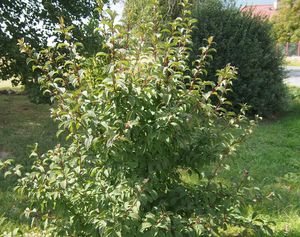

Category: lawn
[0, 83, 62, 234]
[222, 86, 300, 236]
[0, 83, 300, 235]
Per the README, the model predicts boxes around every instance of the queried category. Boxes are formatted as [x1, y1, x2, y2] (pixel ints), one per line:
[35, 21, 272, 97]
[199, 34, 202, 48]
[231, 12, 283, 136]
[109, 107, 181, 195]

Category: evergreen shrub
[191, 0, 286, 116]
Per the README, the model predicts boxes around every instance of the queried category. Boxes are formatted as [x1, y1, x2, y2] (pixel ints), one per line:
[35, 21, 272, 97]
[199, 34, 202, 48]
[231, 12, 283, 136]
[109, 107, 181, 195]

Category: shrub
[191, 0, 286, 116]
[2, 0, 273, 236]
[24, 81, 51, 104]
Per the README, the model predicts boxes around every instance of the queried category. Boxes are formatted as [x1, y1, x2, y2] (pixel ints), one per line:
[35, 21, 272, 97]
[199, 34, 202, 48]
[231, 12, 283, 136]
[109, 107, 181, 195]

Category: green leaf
[60, 180, 67, 189]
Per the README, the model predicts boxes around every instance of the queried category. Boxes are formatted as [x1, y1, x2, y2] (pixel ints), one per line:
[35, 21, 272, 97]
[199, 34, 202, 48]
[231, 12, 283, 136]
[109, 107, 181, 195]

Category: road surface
[285, 66, 300, 87]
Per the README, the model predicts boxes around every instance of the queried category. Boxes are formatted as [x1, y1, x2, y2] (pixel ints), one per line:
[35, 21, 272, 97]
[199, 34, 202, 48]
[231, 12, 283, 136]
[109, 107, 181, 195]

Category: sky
[237, 0, 274, 5]
[110, 0, 125, 22]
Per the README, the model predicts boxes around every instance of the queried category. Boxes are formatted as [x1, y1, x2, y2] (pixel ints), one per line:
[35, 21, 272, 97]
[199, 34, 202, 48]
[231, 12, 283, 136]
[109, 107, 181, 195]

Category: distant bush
[191, 0, 286, 116]
[24, 81, 51, 104]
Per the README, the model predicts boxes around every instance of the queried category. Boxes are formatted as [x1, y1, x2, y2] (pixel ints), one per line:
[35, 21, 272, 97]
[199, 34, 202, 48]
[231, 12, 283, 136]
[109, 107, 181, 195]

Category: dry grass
[0, 80, 23, 92]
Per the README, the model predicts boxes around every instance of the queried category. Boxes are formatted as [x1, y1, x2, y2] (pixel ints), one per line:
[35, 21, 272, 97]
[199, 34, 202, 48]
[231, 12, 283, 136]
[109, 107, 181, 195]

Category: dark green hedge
[191, 0, 286, 116]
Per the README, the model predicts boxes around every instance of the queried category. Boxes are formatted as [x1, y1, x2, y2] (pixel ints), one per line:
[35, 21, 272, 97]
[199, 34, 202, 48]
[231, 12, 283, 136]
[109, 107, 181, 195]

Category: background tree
[272, 0, 300, 42]
[123, 0, 181, 26]
[0, 0, 109, 102]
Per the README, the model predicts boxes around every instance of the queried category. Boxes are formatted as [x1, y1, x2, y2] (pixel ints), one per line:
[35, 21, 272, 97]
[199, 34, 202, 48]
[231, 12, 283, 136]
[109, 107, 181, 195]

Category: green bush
[2, 0, 273, 236]
[191, 0, 286, 116]
[23, 81, 51, 104]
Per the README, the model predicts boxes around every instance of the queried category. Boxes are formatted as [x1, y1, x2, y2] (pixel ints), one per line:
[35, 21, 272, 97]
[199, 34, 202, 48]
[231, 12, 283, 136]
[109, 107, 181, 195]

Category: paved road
[285, 66, 300, 87]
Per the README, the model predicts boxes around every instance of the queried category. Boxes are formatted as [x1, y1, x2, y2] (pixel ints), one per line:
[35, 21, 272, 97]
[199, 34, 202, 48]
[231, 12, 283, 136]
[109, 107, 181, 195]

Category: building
[240, 1, 278, 19]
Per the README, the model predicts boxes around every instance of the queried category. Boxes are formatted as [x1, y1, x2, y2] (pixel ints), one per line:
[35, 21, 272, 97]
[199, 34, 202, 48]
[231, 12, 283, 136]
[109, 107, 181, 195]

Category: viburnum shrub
[2, 0, 273, 236]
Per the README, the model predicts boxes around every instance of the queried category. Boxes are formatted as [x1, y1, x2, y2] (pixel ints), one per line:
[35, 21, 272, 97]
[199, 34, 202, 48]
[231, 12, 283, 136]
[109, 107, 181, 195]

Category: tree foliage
[123, 0, 182, 25]
[191, 0, 286, 116]
[2, 0, 273, 236]
[0, 0, 109, 102]
[272, 0, 300, 42]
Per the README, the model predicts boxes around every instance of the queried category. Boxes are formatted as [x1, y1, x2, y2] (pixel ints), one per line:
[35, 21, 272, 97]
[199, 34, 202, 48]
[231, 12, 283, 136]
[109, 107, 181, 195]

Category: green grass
[0, 92, 62, 233]
[209, 87, 300, 236]
[0, 95, 59, 162]
[0, 83, 300, 235]
[181, 87, 300, 236]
